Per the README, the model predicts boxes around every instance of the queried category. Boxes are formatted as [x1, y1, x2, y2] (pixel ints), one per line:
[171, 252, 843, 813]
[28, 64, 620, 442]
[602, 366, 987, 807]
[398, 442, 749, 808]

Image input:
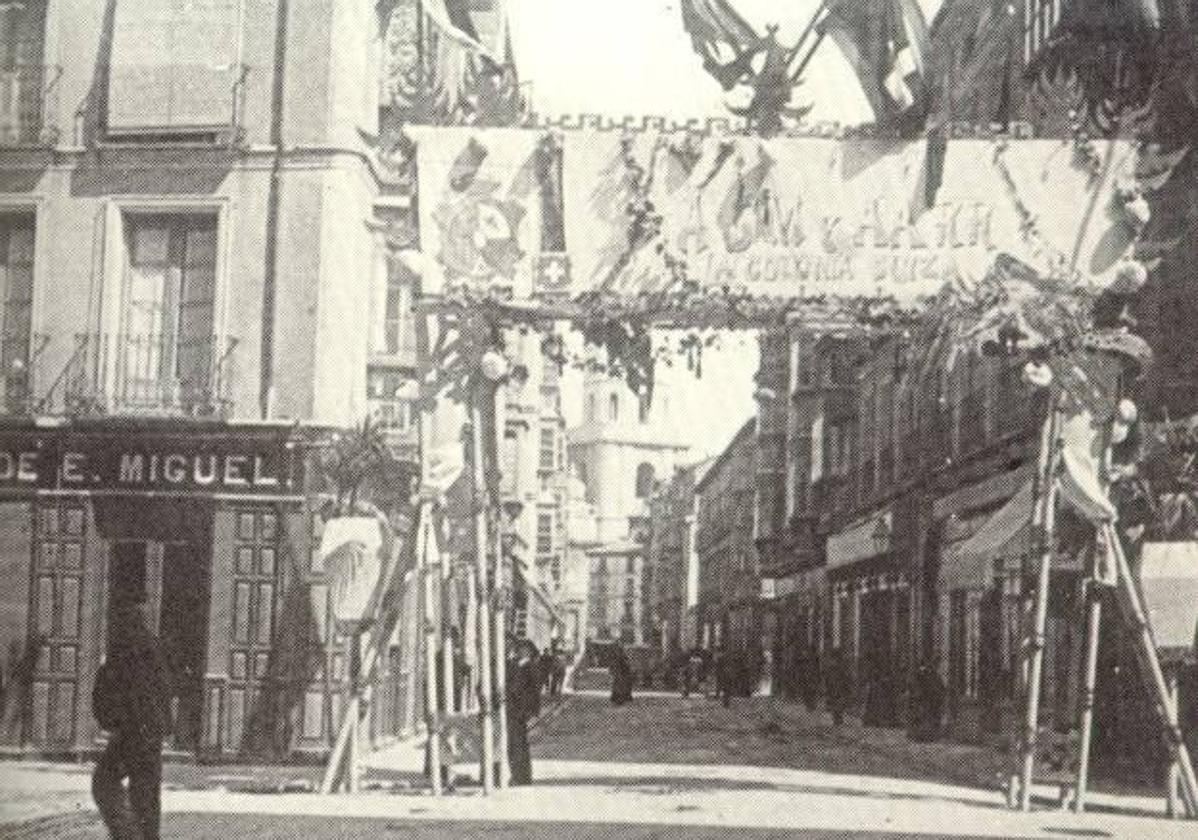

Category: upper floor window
[608, 393, 619, 422]
[536, 511, 553, 556]
[372, 247, 416, 360]
[119, 213, 220, 412]
[106, 0, 241, 140]
[638, 392, 651, 424]
[539, 426, 556, 472]
[368, 368, 414, 434]
[635, 462, 655, 499]
[0, 214, 34, 411]
[0, 1, 48, 145]
[586, 393, 596, 422]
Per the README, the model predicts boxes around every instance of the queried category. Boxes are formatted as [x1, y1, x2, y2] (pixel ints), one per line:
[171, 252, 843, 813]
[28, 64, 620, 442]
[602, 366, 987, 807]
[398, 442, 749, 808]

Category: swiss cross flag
[534, 252, 571, 294]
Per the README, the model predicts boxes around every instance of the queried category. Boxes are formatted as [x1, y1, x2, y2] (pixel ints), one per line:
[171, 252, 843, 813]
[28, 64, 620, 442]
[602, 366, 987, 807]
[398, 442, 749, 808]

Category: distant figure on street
[682, 648, 703, 698]
[546, 641, 566, 699]
[716, 647, 737, 708]
[824, 648, 853, 727]
[506, 639, 541, 785]
[908, 661, 946, 742]
[610, 645, 634, 706]
[92, 596, 171, 840]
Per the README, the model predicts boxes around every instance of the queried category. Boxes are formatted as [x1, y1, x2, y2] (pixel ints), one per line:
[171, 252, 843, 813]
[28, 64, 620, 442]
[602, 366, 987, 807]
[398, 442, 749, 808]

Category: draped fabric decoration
[559, 133, 1136, 304]
[413, 128, 546, 297]
[381, 0, 523, 125]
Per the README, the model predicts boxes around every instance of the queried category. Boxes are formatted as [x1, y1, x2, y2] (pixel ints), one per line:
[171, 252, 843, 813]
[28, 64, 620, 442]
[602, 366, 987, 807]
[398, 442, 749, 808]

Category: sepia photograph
[0, 1, 1197, 838]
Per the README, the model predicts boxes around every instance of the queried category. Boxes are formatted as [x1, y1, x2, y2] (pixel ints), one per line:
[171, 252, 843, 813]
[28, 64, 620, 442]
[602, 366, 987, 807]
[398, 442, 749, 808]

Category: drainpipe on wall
[260, 0, 289, 419]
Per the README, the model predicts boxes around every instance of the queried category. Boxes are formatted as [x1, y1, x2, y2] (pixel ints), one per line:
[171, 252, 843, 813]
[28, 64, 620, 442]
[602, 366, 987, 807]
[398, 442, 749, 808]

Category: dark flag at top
[817, 0, 930, 124]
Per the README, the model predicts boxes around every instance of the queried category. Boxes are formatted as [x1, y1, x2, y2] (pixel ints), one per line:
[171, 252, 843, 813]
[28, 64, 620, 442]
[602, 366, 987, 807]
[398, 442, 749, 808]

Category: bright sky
[508, 0, 943, 124]
[506, 0, 941, 460]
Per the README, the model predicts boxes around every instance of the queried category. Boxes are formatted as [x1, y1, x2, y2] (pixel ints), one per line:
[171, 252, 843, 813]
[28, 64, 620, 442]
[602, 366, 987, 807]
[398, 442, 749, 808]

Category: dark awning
[940, 481, 1033, 590]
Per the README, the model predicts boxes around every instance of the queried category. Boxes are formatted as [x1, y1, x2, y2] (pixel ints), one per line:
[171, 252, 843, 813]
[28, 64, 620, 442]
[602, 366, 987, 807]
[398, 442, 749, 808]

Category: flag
[716, 144, 774, 236]
[423, 0, 501, 62]
[1057, 410, 1117, 524]
[680, 0, 763, 91]
[448, 136, 488, 191]
[818, 0, 929, 120]
[910, 131, 947, 222]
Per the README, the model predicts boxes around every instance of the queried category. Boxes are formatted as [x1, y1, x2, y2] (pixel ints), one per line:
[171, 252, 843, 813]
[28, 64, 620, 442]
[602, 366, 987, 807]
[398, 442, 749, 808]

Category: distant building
[694, 418, 758, 658]
[497, 329, 569, 649]
[559, 467, 600, 655]
[569, 372, 689, 651]
[644, 460, 709, 654]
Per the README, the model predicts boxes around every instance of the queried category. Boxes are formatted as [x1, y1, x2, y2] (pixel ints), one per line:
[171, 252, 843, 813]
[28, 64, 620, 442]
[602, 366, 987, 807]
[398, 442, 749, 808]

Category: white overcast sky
[508, 0, 944, 124]
[506, 0, 942, 460]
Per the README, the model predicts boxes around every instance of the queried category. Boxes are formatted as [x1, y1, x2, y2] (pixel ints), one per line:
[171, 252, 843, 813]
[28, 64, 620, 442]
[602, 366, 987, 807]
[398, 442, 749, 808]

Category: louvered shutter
[107, 0, 240, 133]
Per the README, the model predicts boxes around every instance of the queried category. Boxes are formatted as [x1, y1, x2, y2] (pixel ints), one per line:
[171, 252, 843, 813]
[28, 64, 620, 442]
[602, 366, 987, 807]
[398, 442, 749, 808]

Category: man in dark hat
[506, 637, 540, 785]
[92, 595, 171, 840]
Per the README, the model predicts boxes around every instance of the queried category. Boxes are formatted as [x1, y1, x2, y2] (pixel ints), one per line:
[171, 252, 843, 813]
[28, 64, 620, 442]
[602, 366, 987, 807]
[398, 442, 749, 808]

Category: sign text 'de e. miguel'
[0, 430, 302, 497]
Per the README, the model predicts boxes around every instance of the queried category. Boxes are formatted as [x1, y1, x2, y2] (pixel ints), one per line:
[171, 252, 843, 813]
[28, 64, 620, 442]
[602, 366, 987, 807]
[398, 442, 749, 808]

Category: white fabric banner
[561, 133, 1137, 302]
[412, 127, 544, 297]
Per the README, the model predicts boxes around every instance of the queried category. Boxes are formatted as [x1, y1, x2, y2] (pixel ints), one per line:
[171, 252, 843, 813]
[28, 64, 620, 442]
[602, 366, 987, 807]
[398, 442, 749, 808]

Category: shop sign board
[826, 509, 892, 570]
[0, 427, 303, 497]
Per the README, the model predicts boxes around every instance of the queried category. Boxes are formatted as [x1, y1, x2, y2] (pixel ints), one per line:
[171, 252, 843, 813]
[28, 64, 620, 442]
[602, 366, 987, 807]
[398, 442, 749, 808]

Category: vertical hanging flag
[716, 144, 776, 243]
[413, 127, 543, 296]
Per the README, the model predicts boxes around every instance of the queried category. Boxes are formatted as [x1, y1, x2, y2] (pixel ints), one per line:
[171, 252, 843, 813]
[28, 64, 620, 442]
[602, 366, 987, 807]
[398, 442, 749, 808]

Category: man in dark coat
[609, 645, 634, 706]
[92, 597, 171, 840]
[824, 648, 853, 727]
[506, 639, 540, 785]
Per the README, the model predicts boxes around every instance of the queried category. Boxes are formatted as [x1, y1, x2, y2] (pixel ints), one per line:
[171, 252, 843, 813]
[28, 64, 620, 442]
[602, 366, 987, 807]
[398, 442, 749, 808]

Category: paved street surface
[1, 689, 1193, 840]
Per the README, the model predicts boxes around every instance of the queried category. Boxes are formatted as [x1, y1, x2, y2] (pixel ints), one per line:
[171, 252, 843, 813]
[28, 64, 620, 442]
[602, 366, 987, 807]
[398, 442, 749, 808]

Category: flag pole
[1072, 575, 1103, 812]
[1017, 392, 1063, 811]
[1073, 418, 1115, 813]
[471, 385, 497, 793]
[1105, 521, 1198, 817]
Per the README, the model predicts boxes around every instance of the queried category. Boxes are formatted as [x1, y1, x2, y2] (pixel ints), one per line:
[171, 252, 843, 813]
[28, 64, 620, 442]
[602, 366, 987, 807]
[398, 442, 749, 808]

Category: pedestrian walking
[716, 647, 736, 708]
[92, 596, 171, 840]
[506, 639, 541, 785]
[681, 647, 702, 698]
[609, 645, 634, 706]
[547, 641, 566, 699]
[908, 660, 945, 742]
[824, 648, 852, 727]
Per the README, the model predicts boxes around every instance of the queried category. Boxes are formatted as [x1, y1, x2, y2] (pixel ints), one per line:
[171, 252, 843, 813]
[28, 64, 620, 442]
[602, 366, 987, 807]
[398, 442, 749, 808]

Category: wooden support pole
[1018, 400, 1062, 811]
[1168, 671, 1182, 819]
[471, 394, 496, 793]
[1105, 522, 1198, 818]
[494, 537, 509, 788]
[441, 556, 457, 777]
[465, 565, 479, 714]
[419, 509, 442, 796]
[1073, 582, 1103, 812]
[320, 510, 413, 795]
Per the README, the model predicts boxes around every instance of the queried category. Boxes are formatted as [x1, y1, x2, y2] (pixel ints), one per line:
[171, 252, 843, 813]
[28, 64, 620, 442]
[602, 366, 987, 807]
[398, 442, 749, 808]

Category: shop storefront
[766, 567, 826, 704]
[0, 419, 405, 759]
[933, 465, 1037, 741]
[826, 508, 911, 726]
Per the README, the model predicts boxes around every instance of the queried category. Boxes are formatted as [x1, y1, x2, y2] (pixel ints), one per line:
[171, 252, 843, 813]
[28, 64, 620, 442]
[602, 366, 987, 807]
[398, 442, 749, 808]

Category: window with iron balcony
[0, 213, 35, 415]
[65, 214, 235, 418]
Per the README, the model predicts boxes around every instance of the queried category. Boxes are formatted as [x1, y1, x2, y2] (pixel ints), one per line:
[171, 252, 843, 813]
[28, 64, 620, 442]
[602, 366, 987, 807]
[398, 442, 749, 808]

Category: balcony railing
[1, 333, 50, 416]
[58, 333, 237, 418]
[0, 66, 60, 147]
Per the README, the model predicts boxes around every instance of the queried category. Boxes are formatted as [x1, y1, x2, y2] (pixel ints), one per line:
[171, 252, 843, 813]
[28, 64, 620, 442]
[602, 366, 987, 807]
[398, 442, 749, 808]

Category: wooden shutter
[107, 0, 240, 133]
